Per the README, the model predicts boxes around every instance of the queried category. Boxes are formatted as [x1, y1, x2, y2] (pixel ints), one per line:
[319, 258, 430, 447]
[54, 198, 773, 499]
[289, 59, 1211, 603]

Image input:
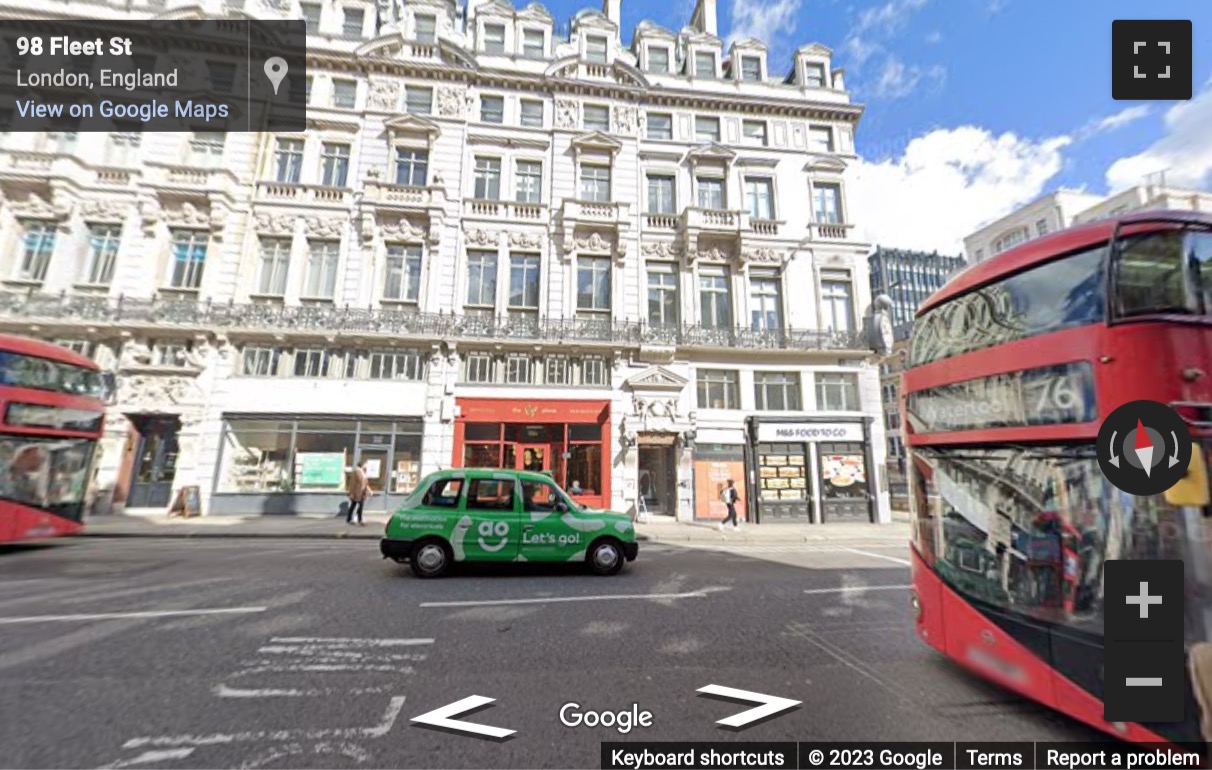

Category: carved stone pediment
[624, 365, 688, 392]
[464, 227, 499, 247]
[305, 216, 345, 239]
[79, 199, 130, 224]
[381, 217, 428, 243]
[254, 212, 295, 237]
[7, 190, 69, 220]
[508, 230, 544, 249]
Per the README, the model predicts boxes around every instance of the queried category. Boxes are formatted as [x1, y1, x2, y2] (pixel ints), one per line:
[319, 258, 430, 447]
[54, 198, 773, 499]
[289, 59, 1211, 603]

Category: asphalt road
[0, 536, 1105, 769]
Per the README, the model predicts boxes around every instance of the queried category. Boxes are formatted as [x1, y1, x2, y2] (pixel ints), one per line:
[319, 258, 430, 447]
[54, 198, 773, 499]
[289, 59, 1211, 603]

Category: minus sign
[1126, 678, 1164, 686]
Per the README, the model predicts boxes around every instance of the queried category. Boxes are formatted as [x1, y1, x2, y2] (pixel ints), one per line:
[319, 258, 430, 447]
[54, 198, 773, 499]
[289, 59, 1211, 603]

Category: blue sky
[547, 0, 1212, 251]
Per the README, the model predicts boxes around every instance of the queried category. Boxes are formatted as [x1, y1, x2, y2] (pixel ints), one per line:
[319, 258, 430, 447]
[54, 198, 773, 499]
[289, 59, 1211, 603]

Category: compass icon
[1097, 400, 1193, 496]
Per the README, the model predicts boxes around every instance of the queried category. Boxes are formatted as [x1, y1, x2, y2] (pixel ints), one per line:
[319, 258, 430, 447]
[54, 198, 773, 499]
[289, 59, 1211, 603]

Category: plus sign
[1126, 581, 1163, 619]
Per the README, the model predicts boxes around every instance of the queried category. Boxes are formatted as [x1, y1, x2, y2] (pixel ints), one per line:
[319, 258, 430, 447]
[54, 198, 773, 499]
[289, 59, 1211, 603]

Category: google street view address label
[0, 18, 306, 132]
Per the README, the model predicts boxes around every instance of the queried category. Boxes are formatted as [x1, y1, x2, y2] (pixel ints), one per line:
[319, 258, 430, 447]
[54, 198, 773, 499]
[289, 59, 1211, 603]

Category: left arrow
[697, 684, 801, 729]
[410, 695, 516, 740]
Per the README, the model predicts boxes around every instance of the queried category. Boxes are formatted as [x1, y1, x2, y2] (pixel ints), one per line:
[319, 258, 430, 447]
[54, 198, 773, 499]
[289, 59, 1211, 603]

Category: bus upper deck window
[1188, 232, 1212, 314]
[1115, 231, 1198, 317]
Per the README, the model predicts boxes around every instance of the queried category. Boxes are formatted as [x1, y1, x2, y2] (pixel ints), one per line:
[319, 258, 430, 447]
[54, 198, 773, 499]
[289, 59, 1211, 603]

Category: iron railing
[0, 290, 867, 352]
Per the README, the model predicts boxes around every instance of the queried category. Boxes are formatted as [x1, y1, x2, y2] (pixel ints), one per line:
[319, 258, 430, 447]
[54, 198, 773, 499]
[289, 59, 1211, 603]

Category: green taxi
[379, 468, 639, 577]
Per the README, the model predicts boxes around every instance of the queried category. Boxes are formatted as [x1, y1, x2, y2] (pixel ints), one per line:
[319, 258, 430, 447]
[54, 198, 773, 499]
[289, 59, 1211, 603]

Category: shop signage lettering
[637, 433, 677, 446]
[297, 452, 346, 487]
[756, 423, 864, 443]
[907, 361, 1095, 433]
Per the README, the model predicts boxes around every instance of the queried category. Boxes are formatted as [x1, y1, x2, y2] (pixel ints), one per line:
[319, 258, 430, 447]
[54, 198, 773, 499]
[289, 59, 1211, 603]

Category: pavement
[0, 535, 1104, 769]
[79, 512, 913, 546]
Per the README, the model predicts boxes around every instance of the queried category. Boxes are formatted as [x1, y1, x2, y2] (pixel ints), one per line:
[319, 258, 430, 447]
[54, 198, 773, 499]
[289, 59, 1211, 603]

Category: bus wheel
[410, 539, 451, 579]
[587, 538, 624, 576]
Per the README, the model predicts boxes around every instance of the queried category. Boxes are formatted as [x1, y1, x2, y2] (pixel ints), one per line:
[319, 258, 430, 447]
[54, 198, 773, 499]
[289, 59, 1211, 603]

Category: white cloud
[1105, 79, 1212, 191]
[849, 127, 1071, 253]
[840, 0, 942, 99]
[872, 58, 945, 98]
[924, 30, 942, 44]
[727, 0, 803, 52]
[986, 0, 1009, 13]
[1079, 105, 1152, 137]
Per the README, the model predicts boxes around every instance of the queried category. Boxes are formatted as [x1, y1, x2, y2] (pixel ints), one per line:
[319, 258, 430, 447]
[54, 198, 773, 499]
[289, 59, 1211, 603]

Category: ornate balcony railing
[0, 291, 868, 353]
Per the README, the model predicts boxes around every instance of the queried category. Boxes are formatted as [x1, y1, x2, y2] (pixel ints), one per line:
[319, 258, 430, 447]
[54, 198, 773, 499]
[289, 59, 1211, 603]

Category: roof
[918, 209, 1212, 316]
[427, 467, 557, 484]
[0, 334, 99, 370]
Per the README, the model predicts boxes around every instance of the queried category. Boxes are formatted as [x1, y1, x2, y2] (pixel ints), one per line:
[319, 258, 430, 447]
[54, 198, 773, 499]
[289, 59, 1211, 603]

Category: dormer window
[484, 23, 506, 54]
[647, 46, 670, 73]
[739, 55, 761, 81]
[805, 63, 827, 87]
[415, 14, 436, 43]
[522, 29, 545, 59]
[694, 51, 716, 78]
[586, 35, 608, 63]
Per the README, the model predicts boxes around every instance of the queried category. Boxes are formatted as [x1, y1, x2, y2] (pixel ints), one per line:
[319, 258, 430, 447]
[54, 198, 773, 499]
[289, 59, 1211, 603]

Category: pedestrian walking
[347, 460, 370, 526]
[719, 479, 741, 530]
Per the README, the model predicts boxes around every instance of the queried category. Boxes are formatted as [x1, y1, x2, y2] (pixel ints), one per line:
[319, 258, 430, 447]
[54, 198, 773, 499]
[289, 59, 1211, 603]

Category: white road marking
[269, 637, 433, 647]
[232, 663, 417, 676]
[844, 548, 911, 566]
[122, 696, 406, 749]
[0, 607, 266, 625]
[213, 684, 393, 699]
[420, 588, 730, 607]
[255, 646, 425, 661]
[803, 584, 912, 595]
[101, 748, 195, 768]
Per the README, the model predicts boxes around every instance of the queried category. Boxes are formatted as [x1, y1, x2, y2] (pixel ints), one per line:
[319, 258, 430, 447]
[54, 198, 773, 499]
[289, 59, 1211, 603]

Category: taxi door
[453, 475, 521, 563]
[520, 477, 598, 562]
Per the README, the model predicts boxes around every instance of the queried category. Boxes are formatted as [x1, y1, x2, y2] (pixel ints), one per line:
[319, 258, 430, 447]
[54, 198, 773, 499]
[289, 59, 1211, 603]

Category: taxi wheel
[587, 538, 624, 576]
[410, 539, 452, 579]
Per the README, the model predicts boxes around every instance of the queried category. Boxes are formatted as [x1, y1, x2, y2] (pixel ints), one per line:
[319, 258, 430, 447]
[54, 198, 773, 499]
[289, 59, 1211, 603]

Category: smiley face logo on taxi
[477, 520, 510, 552]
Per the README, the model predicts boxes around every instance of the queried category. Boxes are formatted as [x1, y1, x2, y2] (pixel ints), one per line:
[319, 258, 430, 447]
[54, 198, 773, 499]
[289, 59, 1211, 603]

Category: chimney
[602, 0, 621, 25]
[690, 0, 717, 36]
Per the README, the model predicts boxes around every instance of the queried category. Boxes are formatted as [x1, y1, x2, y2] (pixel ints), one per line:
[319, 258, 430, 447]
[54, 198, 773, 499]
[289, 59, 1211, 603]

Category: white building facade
[965, 179, 1212, 264]
[0, 0, 890, 524]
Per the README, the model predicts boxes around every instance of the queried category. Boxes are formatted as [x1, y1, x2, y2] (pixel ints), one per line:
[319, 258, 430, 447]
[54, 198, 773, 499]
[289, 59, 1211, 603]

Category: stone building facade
[0, 0, 890, 523]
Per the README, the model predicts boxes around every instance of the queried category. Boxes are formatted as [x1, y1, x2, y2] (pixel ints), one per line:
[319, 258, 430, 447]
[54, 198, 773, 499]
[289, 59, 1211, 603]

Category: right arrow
[697, 684, 801, 729]
[411, 695, 515, 740]
[1169, 431, 1181, 468]
[1109, 431, 1120, 468]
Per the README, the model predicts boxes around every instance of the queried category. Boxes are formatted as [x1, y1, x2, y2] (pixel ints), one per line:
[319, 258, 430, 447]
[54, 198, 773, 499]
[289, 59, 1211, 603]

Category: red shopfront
[452, 398, 612, 509]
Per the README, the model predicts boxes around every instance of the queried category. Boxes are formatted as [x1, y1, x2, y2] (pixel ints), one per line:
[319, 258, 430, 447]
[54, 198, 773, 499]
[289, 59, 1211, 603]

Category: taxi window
[466, 478, 514, 511]
[422, 478, 463, 508]
[522, 479, 562, 512]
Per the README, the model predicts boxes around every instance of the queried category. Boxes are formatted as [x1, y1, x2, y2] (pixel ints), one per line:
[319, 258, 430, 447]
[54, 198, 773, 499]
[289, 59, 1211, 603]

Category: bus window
[1115, 231, 1198, 317]
[1188, 232, 1212, 314]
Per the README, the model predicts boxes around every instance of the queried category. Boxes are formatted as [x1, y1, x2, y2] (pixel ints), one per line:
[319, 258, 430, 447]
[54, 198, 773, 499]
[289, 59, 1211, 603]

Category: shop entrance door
[637, 443, 676, 516]
[354, 445, 391, 510]
[518, 444, 548, 474]
[127, 415, 181, 509]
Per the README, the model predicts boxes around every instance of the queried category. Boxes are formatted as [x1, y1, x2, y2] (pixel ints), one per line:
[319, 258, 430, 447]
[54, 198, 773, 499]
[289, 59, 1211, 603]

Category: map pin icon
[264, 57, 288, 95]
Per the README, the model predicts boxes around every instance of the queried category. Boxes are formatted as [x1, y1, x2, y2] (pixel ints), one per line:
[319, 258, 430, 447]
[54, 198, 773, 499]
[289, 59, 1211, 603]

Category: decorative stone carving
[508, 231, 543, 249]
[8, 191, 67, 220]
[80, 199, 128, 224]
[164, 201, 214, 229]
[627, 366, 688, 389]
[464, 228, 499, 246]
[367, 77, 400, 111]
[119, 342, 152, 368]
[305, 216, 344, 239]
[612, 105, 638, 135]
[381, 218, 426, 242]
[641, 241, 683, 259]
[574, 232, 612, 252]
[254, 212, 295, 236]
[554, 98, 579, 129]
[742, 247, 783, 264]
[436, 86, 469, 118]
[116, 375, 199, 409]
[693, 246, 733, 262]
[633, 396, 681, 421]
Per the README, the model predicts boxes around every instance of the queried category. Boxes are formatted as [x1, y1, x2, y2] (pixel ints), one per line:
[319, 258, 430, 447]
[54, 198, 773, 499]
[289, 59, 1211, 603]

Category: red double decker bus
[0, 334, 109, 543]
[903, 211, 1212, 745]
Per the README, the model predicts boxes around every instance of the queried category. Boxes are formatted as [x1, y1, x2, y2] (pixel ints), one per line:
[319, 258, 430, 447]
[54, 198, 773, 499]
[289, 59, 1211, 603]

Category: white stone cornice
[466, 134, 551, 150]
[735, 157, 780, 168]
[804, 155, 848, 173]
[385, 114, 442, 139]
[570, 131, 623, 156]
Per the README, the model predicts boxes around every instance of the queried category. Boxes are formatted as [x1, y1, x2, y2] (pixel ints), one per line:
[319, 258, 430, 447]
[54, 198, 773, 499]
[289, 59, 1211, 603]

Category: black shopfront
[744, 415, 876, 523]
